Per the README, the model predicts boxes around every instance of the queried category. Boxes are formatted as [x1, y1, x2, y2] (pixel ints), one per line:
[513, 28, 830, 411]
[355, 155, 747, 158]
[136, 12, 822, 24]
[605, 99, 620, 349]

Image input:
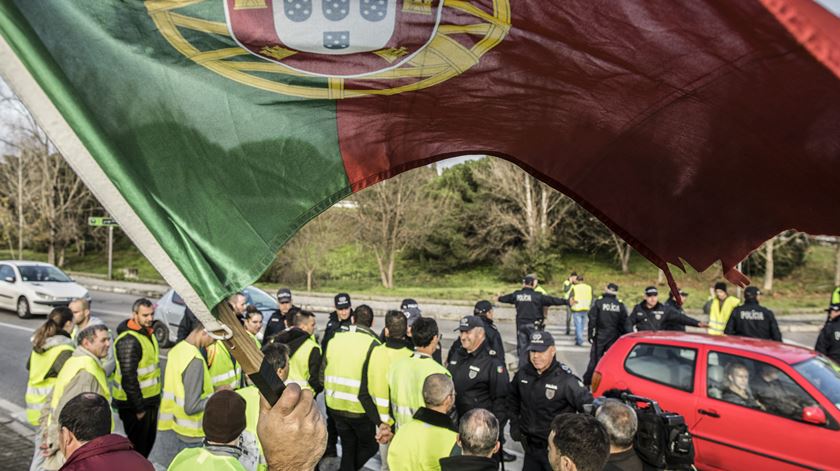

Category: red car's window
[624, 343, 697, 392]
[708, 351, 820, 423]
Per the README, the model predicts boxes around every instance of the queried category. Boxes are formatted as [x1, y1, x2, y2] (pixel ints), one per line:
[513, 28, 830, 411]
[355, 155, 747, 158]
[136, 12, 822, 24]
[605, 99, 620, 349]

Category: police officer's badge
[545, 384, 557, 400]
[468, 365, 480, 379]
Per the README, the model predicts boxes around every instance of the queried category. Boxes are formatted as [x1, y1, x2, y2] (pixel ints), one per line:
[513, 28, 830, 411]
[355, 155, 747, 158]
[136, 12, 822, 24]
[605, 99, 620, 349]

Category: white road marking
[0, 321, 34, 333]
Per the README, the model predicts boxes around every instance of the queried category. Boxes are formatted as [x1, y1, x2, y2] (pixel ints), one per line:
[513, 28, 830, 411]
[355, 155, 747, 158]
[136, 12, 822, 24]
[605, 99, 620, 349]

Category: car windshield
[243, 287, 277, 311]
[18, 265, 72, 282]
[794, 356, 840, 411]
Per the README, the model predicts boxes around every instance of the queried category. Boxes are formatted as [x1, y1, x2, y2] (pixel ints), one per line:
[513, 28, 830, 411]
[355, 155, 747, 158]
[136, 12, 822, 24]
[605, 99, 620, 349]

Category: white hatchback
[0, 261, 90, 318]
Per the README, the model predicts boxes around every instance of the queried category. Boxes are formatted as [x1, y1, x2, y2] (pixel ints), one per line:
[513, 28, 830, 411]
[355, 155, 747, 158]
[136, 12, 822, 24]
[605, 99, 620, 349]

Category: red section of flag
[336, 0, 840, 293]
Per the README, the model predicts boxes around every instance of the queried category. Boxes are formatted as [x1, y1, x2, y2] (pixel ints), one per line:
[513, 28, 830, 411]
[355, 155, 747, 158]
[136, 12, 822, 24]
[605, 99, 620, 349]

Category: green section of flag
[0, 0, 349, 309]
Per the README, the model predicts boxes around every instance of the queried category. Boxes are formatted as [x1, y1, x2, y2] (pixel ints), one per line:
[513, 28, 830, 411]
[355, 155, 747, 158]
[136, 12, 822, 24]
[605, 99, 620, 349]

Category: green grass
[0, 247, 163, 283]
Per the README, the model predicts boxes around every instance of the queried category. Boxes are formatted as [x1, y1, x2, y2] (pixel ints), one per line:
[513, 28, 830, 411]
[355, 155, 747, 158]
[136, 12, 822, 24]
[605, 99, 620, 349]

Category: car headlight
[35, 291, 57, 301]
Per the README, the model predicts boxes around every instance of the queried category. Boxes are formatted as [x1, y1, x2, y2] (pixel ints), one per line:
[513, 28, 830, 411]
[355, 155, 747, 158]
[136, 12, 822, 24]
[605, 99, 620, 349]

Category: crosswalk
[544, 326, 589, 352]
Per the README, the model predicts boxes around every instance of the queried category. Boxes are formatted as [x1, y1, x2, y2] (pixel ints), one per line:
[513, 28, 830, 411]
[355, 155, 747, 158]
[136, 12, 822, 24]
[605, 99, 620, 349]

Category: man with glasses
[263, 287, 301, 339]
[816, 303, 840, 364]
[629, 287, 706, 332]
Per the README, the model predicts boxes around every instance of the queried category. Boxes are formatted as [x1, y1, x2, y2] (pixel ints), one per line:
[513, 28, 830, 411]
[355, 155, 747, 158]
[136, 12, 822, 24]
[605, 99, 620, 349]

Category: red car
[591, 332, 840, 470]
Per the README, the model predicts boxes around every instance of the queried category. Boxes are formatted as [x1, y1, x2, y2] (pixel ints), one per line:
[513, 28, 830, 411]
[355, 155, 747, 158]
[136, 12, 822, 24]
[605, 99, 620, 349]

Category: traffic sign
[88, 217, 119, 227]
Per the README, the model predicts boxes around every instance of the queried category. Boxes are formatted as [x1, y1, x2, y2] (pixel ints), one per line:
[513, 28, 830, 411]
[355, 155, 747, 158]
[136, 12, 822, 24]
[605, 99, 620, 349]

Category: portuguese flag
[1, 0, 839, 322]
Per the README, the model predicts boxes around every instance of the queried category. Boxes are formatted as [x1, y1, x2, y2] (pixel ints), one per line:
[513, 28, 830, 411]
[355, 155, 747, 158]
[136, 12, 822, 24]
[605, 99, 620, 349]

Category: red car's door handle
[698, 408, 720, 418]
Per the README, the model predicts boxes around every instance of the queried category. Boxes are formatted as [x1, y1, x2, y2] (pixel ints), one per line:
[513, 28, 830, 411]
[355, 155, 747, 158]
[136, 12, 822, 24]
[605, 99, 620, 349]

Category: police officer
[263, 287, 301, 338]
[497, 274, 568, 367]
[320, 293, 354, 458]
[815, 303, 840, 364]
[508, 331, 593, 471]
[724, 287, 782, 341]
[447, 300, 504, 362]
[583, 283, 630, 386]
[446, 316, 511, 462]
[322, 305, 381, 471]
[662, 288, 690, 331]
[630, 287, 706, 332]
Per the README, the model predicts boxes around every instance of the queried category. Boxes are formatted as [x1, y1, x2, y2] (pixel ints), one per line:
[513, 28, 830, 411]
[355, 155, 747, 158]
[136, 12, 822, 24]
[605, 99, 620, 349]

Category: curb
[0, 399, 35, 442]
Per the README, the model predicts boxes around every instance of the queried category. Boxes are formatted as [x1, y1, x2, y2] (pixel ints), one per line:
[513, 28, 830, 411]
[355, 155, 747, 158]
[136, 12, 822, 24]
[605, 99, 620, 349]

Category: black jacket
[176, 307, 198, 342]
[663, 297, 689, 331]
[263, 305, 301, 340]
[446, 340, 509, 424]
[508, 360, 592, 449]
[447, 316, 505, 361]
[440, 455, 498, 471]
[630, 301, 700, 332]
[498, 287, 567, 324]
[113, 320, 161, 411]
[815, 316, 840, 363]
[724, 301, 782, 341]
[272, 327, 323, 394]
[587, 294, 631, 353]
[321, 311, 352, 353]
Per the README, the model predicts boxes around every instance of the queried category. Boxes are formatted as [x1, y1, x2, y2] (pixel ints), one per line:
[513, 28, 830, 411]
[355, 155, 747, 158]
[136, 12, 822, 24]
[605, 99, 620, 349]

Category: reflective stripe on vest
[208, 341, 241, 389]
[25, 343, 74, 426]
[368, 343, 412, 425]
[570, 283, 593, 312]
[159, 341, 213, 438]
[287, 336, 320, 392]
[323, 327, 380, 414]
[49, 353, 111, 428]
[388, 353, 451, 429]
[708, 296, 740, 335]
[167, 447, 248, 471]
[387, 416, 458, 471]
[113, 329, 161, 401]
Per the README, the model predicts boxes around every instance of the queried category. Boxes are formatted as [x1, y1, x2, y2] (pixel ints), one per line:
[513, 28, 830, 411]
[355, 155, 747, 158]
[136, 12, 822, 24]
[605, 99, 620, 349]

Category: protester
[26, 308, 74, 427]
[243, 306, 264, 348]
[439, 408, 500, 471]
[207, 293, 247, 390]
[387, 374, 459, 471]
[547, 414, 610, 471]
[168, 390, 249, 470]
[568, 275, 594, 346]
[320, 292, 354, 458]
[562, 272, 578, 336]
[57, 393, 153, 471]
[596, 399, 644, 471]
[708, 282, 740, 335]
[269, 310, 322, 393]
[69, 298, 115, 376]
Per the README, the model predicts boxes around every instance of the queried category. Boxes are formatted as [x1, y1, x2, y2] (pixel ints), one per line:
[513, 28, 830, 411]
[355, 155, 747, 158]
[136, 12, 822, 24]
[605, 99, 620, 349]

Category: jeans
[573, 311, 587, 345]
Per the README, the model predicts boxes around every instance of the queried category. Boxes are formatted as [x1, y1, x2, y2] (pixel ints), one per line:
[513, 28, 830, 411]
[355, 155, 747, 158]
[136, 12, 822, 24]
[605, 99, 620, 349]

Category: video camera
[585, 390, 695, 470]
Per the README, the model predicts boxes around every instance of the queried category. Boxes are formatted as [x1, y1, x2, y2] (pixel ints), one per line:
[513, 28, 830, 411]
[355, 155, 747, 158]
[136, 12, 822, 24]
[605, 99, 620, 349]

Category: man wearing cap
[446, 315, 511, 463]
[630, 287, 706, 332]
[561, 272, 578, 336]
[662, 288, 691, 331]
[708, 282, 740, 335]
[583, 283, 630, 386]
[508, 331, 593, 470]
[320, 292, 354, 458]
[724, 287, 782, 341]
[263, 288, 301, 339]
[815, 304, 840, 364]
[497, 275, 568, 368]
[168, 389, 248, 470]
[447, 301, 505, 362]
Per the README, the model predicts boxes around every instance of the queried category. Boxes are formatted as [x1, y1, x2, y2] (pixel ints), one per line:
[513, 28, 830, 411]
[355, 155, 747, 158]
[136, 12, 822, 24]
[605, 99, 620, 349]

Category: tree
[352, 167, 443, 288]
[741, 231, 808, 291]
[280, 208, 342, 291]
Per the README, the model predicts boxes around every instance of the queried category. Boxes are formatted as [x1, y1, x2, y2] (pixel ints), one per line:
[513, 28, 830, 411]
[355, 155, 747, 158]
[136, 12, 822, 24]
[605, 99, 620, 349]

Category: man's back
[60, 434, 153, 471]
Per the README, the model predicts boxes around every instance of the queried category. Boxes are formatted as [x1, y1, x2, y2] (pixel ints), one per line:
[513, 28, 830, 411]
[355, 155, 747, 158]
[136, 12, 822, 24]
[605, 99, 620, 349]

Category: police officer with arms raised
[724, 286, 782, 341]
[583, 283, 630, 386]
[508, 331, 593, 471]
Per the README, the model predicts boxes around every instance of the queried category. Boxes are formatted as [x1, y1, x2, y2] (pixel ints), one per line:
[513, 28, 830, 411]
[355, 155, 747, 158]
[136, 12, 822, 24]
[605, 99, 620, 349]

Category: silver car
[0, 261, 91, 318]
[153, 285, 278, 347]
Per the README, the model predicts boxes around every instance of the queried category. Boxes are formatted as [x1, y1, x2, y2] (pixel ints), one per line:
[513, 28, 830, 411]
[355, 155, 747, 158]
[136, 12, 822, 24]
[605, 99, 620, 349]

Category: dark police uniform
[663, 296, 690, 331]
[447, 340, 509, 424]
[498, 287, 567, 366]
[630, 301, 700, 331]
[447, 317, 505, 362]
[263, 304, 301, 339]
[508, 359, 592, 471]
[724, 300, 782, 341]
[815, 307, 840, 364]
[583, 293, 630, 385]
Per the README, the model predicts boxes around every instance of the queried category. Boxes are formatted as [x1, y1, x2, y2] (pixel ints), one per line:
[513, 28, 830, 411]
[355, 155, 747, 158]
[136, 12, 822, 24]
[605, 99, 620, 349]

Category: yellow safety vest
[324, 326, 380, 414]
[287, 335, 321, 392]
[159, 341, 213, 438]
[25, 342, 74, 426]
[113, 330, 161, 401]
[570, 283, 594, 312]
[208, 340, 241, 390]
[832, 287, 840, 305]
[236, 386, 267, 471]
[367, 342, 412, 425]
[248, 332, 262, 350]
[387, 414, 457, 471]
[388, 353, 451, 429]
[168, 447, 247, 471]
[49, 353, 111, 428]
[708, 296, 740, 335]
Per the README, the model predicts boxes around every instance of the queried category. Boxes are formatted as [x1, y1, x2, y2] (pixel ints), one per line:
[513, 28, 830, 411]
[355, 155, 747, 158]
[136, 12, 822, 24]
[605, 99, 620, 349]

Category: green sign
[88, 217, 118, 227]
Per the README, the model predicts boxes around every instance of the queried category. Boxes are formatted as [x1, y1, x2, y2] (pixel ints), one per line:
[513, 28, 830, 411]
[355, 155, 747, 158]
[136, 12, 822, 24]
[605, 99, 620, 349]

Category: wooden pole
[213, 301, 285, 405]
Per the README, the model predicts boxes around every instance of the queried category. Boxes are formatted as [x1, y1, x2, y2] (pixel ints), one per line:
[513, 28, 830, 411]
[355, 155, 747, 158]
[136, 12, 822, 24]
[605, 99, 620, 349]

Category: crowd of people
[23, 274, 840, 471]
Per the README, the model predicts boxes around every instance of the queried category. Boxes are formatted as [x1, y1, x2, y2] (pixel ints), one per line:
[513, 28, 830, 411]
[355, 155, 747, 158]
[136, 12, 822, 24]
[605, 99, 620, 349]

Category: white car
[0, 261, 91, 318]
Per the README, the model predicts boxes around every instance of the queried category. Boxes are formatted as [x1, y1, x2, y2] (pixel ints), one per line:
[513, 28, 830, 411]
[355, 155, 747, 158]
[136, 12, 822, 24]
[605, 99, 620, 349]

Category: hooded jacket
[59, 434, 153, 471]
[272, 326, 323, 393]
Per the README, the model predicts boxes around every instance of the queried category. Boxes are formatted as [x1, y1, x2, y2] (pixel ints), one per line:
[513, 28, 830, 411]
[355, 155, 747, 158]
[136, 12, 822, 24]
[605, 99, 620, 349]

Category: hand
[136, 411, 146, 420]
[258, 383, 326, 471]
[375, 423, 393, 444]
[699, 322, 709, 328]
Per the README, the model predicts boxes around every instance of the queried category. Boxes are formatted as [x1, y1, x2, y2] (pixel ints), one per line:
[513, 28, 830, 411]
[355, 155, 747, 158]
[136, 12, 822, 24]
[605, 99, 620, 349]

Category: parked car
[154, 286, 278, 347]
[0, 261, 90, 319]
[591, 332, 840, 470]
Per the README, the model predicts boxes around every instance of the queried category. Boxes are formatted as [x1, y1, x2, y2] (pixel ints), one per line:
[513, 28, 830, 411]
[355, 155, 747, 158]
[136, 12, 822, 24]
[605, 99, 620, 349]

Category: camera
[586, 390, 695, 470]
